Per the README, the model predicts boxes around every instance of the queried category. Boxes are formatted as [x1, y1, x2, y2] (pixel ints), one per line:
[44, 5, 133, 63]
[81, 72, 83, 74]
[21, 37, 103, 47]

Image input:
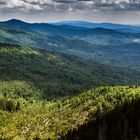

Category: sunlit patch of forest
[0, 82, 140, 139]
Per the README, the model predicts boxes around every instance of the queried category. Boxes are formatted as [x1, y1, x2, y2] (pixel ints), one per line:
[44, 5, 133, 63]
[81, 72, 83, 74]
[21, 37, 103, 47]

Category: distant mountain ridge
[53, 20, 140, 33]
[0, 19, 140, 73]
[1, 19, 140, 33]
[0, 19, 128, 37]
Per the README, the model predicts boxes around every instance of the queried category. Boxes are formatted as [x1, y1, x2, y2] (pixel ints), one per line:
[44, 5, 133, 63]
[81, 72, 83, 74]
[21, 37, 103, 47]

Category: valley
[0, 19, 140, 72]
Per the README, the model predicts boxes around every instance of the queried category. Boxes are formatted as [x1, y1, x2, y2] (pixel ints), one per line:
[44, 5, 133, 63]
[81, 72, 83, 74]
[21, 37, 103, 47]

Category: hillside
[0, 20, 136, 44]
[0, 20, 140, 72]
[0, 20, 140, 140]
[0, 44, 140, 140]
[0, 43, 140, 99]
[62, 87, 140, 140]
[0, 85, 140, 139]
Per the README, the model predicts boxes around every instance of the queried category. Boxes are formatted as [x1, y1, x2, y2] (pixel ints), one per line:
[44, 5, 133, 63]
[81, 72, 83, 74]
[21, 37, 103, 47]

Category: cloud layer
[0, 0, 140, 11]
[0, 0, 140, 25]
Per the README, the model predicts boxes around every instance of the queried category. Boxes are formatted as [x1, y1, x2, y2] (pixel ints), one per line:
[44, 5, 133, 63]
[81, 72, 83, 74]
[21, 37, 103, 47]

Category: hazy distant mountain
[1, 19, 140, 34]
[53, 21, 140, 33]
[0, 19, 29, 28]
[0, 19, 140, 72]
[0, 19, 135, 45]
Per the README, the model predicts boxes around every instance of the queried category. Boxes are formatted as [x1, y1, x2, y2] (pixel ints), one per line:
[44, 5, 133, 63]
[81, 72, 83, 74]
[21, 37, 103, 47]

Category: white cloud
[1, 0, 42, 10]
[0, 0, 140, 11]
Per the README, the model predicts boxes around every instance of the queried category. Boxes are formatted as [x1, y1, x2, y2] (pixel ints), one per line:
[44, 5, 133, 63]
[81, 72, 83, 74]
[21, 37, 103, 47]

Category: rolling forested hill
[0, 43, 140, 139]
[0, 19, 140, 72]
[0, 84, 140, 139]
[0, 43, 140, 100]
[0, 20, 140, 140]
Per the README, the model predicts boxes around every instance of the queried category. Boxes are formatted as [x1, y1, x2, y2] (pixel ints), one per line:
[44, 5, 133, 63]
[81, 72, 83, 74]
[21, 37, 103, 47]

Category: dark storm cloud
[53, 0, 77, 3]
[0, 1, 6, 5]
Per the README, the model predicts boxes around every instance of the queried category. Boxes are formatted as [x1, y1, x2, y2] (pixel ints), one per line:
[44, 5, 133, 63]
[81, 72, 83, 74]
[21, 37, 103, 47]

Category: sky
[0, 0, 140, 24]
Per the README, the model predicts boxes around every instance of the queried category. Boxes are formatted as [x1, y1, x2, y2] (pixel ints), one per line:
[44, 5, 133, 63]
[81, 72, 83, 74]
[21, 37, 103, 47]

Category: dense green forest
[0, 43, 140, 139]
[0, 43, 140, 99]
[62, 95, 140, 140]
[0, 21, 140, 72]
[0, 83, 140, 139]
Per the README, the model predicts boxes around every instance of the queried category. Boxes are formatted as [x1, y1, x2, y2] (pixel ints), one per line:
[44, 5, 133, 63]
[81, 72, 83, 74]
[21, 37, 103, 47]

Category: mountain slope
[1, 43, 140, 99]
[62, 88, 140, 140]
[0, 20, 140, 140]
[0, 85, 140, 139]
[0, 19, 140, 72]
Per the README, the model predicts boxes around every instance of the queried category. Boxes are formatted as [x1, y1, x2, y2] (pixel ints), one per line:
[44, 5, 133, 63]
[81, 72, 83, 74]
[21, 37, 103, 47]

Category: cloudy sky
[0, 0, 140, 24]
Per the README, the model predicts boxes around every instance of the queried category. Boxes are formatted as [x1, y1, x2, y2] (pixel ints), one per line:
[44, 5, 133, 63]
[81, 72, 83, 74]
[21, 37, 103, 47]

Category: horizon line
[0, 18, 139, 26]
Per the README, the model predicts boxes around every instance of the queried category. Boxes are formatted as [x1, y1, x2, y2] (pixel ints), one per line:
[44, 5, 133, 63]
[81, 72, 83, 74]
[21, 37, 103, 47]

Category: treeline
[61, 99, 140, 140]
